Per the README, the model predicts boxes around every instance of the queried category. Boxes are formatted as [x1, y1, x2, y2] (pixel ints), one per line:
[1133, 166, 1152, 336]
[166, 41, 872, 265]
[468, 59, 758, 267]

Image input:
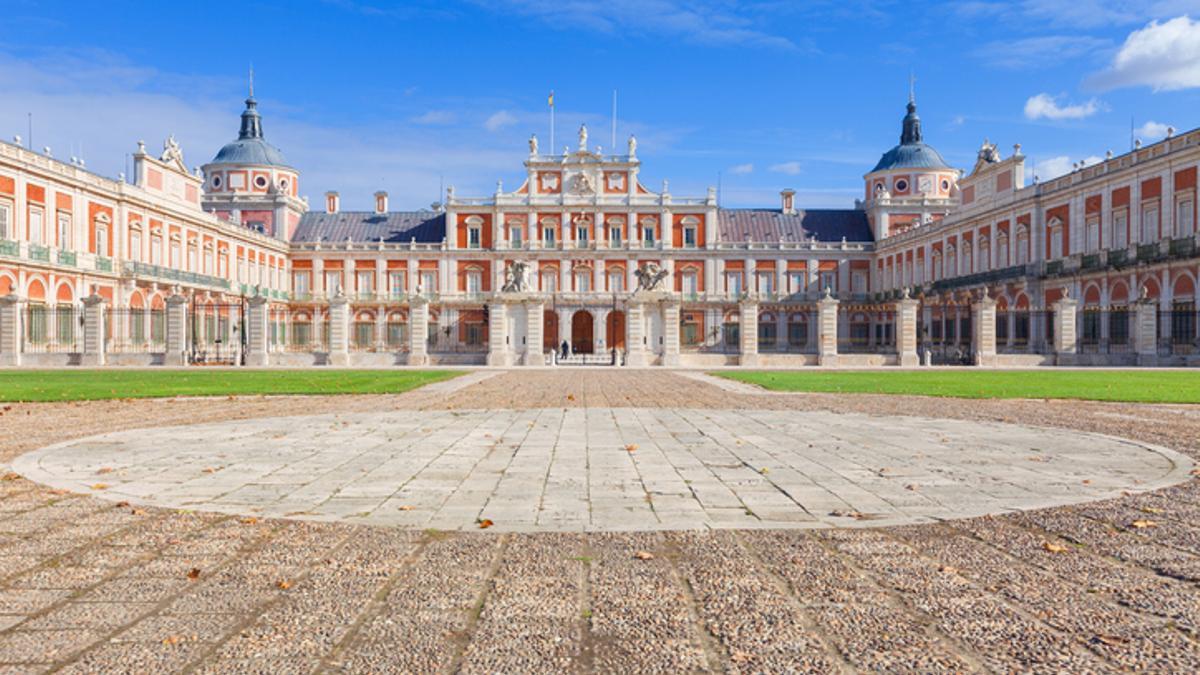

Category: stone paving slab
[13, 407, 1192, 532]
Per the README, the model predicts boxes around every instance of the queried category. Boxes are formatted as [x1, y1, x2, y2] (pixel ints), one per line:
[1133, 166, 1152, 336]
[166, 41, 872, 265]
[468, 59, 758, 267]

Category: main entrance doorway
[571, 310, 594, 354]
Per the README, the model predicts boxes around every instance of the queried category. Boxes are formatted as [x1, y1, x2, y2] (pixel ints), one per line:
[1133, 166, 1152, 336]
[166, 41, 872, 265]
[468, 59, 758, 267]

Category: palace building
[0, 90, 1198, 367]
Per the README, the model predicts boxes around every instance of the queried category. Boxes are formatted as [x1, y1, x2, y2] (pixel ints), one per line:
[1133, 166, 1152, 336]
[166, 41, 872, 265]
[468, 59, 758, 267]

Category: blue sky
[2, 0, 1200, 211]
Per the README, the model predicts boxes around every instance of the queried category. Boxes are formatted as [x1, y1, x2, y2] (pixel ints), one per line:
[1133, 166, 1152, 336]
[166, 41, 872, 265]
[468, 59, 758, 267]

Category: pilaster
[486, 301, 510, 366]
[971, 296, 997, 366]
[0, 294, 23, 366]
[1134, 294, 1158, 365]
[246, 295, 270, 367]
[897, 292, 920, 366]
[328, 294, 350, 366]
[1052, 294, 1078, 357]
[625, 300, 648, 366]
[662, 299, 681, 367]
[408, 297, 430, 366]
[524, 300, 544, 366]
[81, 294, 106, 367]
[165, 293, 189, 366]
[817, 290, 839, 366]
[738, 299, 759, 366]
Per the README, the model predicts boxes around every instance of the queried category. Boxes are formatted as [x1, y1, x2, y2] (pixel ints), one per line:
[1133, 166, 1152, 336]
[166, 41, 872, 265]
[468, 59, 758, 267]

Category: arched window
[1047, 218, 1064, 259]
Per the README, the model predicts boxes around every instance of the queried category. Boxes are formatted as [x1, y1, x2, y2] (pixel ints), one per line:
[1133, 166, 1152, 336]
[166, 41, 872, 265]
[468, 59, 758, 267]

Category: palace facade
[0, 91, 1197, 367]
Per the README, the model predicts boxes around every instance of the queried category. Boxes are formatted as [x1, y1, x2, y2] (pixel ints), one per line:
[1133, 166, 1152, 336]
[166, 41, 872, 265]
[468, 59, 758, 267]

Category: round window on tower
[279, 178, 289, 191]
[895, 178, 908, 192]
[254, 175, 268, 189]
[941, 178, 950, 191]
[211, 175, 222, 189]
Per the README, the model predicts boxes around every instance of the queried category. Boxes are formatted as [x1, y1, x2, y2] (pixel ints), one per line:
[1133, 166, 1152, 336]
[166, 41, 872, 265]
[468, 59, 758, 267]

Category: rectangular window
[293, 271, 311, 296]
[324, 271, 342, 295]
[389, 271, 406, 297]
[57, 213, 71, 249]
[420, 270, 437, 295]
[610, 225, 622, 247]
[576, 223, 589, 245]
[1141, 204, 1159, 243]
[789, 272, 805, 294]
[725, 272, 742, 295]
[756, 272, 774, 295]
[509, 225, 523, 248]
[170, 242, 182, 269]
[681, 272, 698, 296]
[643, 223, 655, 245]
[188, 246, 198, 272]
[1178, 199, 1194, 237]
[466, 271, 482, 294]
[29, 207, 43, 244]
[204, 250, 213, 274]
[574, 271, 590, 293]
[467, 226, 481, 248]
[683, 226, 697, 248]
[1113, 210, 1128, 248]
[542, 272, 557, 293]
[543, 224, 556, 246]
[0, 202, 10, 239]
[608, 271, 624, 292]
[357, 270, 374, 295]
[851, 271, 867, 294]
[129, 232, 142, 262]
[1086, 218, 1100, 252]
[819, 271, 836, 294]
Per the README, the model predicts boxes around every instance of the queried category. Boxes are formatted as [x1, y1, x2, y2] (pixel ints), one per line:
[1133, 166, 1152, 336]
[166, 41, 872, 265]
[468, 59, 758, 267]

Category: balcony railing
[0, 239, 19, 257]
[28, 244, 50, 262]
[95, 256, 113, 272]
[121, 260, 230, 290]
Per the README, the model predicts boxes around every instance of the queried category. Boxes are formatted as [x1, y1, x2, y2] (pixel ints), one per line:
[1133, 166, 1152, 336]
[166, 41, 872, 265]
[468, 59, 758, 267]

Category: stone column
[81, 294, 106, 366]
[164, 292, 188, 366]
[1053, 293, 1079, 359]
[408, 297, 429, 366]
[245, 295, 270, 367]
[817, 290, 839, 366]
[0, 294, 23, 366]
[897, 291, 920, 366]
[328, 294, 350, 366]
[625, 300, 648, 366]
[486, 301, 510, 366]
[662, 299, 681, 366]
[524, 300, 544, 366]
[739, 299, 759, 366]
[1134, 294, 1158, 366]
[971, 295, 997, 366]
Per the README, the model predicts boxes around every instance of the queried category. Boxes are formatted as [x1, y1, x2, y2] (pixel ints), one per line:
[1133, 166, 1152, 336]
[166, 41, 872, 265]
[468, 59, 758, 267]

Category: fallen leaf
[624, 443, 638, 452]
[162, 635, 183, 646]
[634, 550, 655, 560]
[90, 483, 109, 490]
[201, 467, 220, 474]
[239, 517, 259, 525]
[1130, 519, 1157, 529]
[1027, 456, 1048, 463]
[938, 565, 959, 574]
[1081, 479, 1092, 485]
[276, 579, 292, 590]
[1094, 634, 1128, 646]
[96, 467, 114, 475]
[186, 568, 201, 580]
[478, 519, 494, 529]
[397, 505, 415, 511]
[1042, 541, 1069, 554]
[1140, 507, 1164, 515]
[759, 467, 770, 475]
[905, 484, 919, 491]
[131, 508, 147, 516]
[566, 394, 576, 401]
[115, 501, 130, 508]
[1, 472, 20, 481]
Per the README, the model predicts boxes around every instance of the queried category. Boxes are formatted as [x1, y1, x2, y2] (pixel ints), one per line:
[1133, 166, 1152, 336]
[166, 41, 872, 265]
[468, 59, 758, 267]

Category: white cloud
[1033, 154, 1105, 180]
[728, 163, 754, 175]
[1137, 120, 1172, 140]
[474, 0, 799, 50]
[484, 110, 518, 132]
[412, 110, 457, 125]
[1089, 16, 1200, 91]
[954, 1, 1199, 28]
[1023, 93, 1102, 120]
[971, 35, 1110, 69]
[769, 161, 802, 175]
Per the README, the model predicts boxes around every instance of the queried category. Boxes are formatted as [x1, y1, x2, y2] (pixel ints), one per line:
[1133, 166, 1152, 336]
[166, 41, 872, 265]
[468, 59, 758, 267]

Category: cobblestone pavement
[14, 408, 1191, 532]
[1, 369, 1200, 672]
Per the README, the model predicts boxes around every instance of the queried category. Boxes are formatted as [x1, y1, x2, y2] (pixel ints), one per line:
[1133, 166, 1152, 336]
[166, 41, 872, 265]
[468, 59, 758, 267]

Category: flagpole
[549, 90, 555, 153]
[611, 89, 617, 151]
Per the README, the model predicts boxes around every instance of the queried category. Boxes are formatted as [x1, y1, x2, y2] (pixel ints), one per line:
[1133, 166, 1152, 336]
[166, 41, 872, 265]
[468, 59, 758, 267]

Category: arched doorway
[571, 310, 594, 354]
[543, 311, 559, 351]
[606, 310, 626, 351]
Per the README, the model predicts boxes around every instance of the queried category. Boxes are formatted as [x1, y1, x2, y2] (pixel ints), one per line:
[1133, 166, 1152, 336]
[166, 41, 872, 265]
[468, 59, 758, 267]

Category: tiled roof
[718, 208, 873, 243]
[292, 211, 446, 244]
[870, 142, 951, 172]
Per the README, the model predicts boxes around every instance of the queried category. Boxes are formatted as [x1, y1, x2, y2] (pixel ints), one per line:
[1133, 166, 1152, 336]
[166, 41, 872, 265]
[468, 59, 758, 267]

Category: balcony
[1137, 243, 1164, 263]
[95, 256, 113, 272]
[1169, 237, 1196, 259]
[1108, 248, 1131, 268]
[1081, 253, 1102, 271]
[0, 239, 18, 257]
[57, 249, 76, 267]
[28, 244, 50, 262]
[121, 260, 230, 290]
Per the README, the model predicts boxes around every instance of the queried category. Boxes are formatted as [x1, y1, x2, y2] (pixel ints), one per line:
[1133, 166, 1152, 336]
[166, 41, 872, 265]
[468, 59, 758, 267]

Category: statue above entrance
[634, 262, 669, 292]
[501, 260, 532, 293]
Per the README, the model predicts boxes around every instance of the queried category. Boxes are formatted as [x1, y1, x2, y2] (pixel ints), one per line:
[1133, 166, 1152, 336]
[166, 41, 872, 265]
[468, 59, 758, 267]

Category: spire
[238, 69, 263, 140]
[900, 75, 922, 145]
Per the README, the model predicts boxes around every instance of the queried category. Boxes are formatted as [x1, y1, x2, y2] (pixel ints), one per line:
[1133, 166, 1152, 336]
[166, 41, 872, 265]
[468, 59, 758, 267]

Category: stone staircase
[555, 352, 620, 366]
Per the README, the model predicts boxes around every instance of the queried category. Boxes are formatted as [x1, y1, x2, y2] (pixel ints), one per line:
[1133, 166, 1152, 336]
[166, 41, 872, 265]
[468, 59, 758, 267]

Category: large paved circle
[13, 408, 1194, 532]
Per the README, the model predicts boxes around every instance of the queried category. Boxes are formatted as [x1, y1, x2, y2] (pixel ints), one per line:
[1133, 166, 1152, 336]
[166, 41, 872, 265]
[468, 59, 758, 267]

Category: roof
[292, 211, 446, 244]
[718, 208, 873, 243]
[871, 142, 951, 173]
[211, 138, 291, 168]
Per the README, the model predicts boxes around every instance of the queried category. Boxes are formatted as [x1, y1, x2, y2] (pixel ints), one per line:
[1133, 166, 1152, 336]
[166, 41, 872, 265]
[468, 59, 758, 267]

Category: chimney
[325, 191, 339, 214]
[374, 191, 388, 214]
[780, 188, 796, 215]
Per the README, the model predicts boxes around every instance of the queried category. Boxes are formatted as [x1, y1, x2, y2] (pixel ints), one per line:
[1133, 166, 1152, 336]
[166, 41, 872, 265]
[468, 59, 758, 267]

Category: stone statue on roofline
[529, 134, 538, 155]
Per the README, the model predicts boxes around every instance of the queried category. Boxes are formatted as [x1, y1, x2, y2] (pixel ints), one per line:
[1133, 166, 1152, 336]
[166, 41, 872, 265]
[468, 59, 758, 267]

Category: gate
[188, 302, 246, 365]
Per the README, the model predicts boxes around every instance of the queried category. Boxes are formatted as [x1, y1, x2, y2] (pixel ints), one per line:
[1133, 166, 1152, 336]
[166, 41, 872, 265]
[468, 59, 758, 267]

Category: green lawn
[0, 369, 462, 402]
[717, 369, 1200, 403]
